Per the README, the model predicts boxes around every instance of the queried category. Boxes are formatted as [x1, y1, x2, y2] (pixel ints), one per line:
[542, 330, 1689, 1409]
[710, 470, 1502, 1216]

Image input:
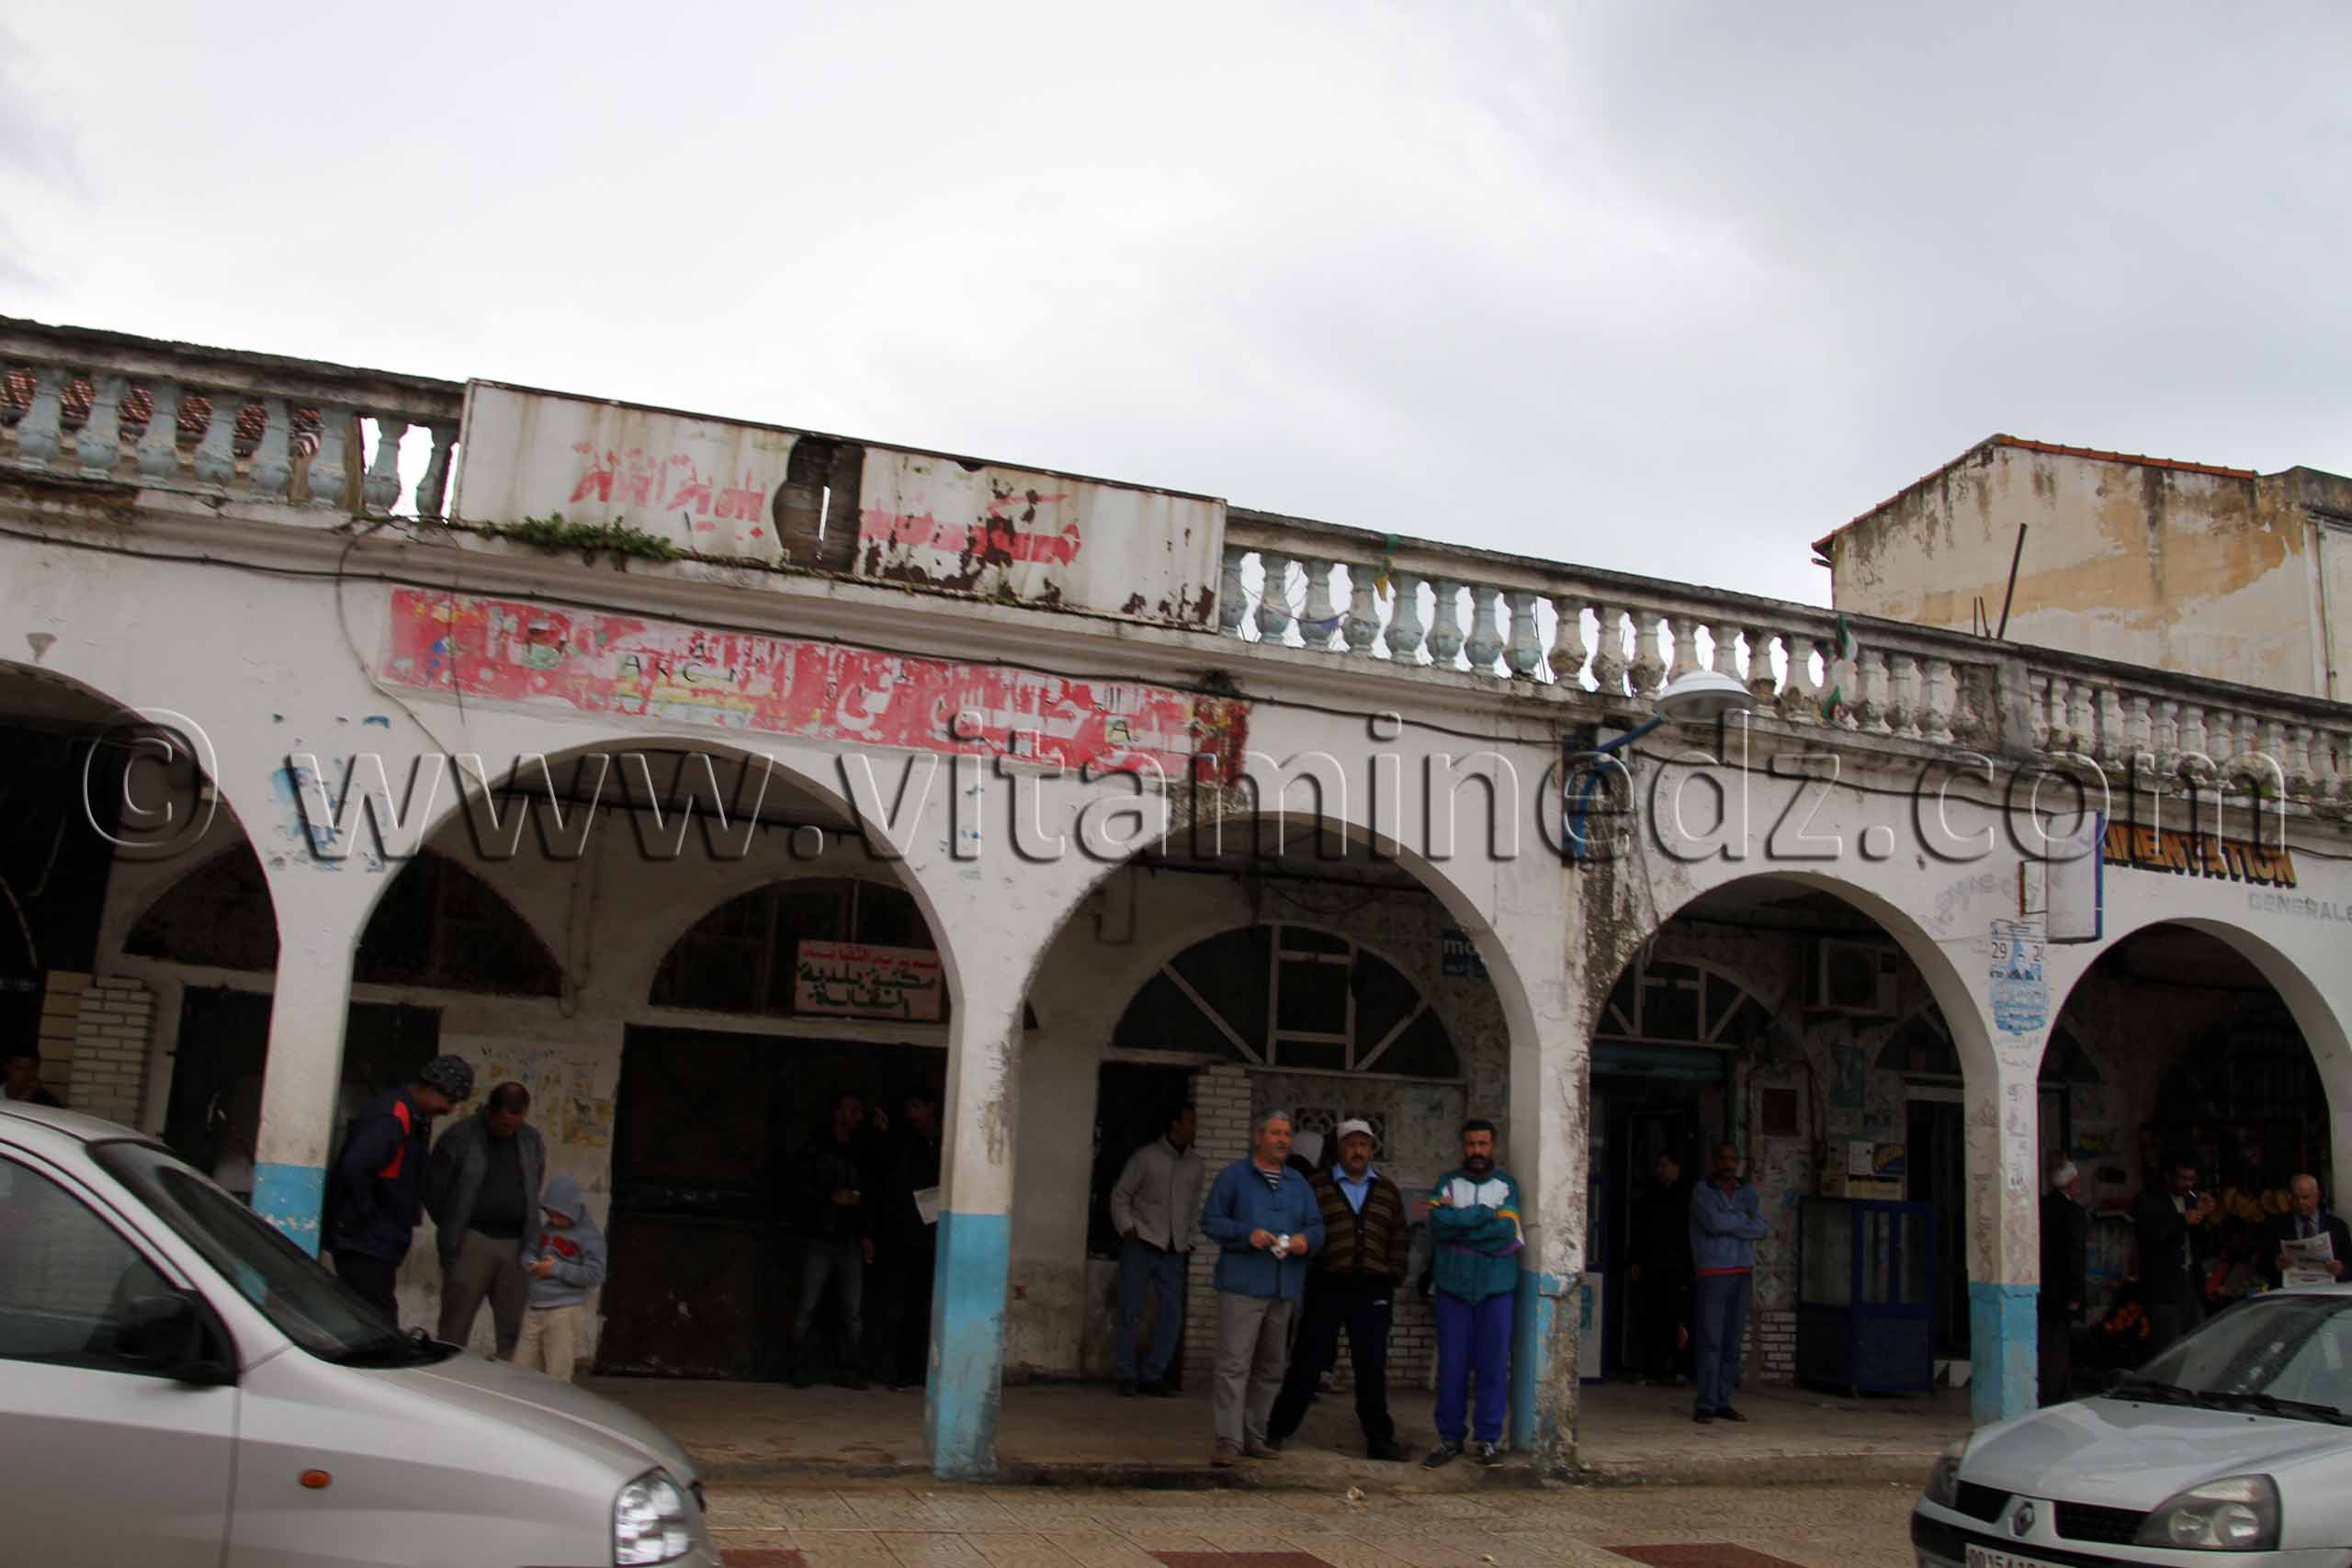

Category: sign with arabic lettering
[794, 940, 944, 1021]
[453, 382, 800, 562]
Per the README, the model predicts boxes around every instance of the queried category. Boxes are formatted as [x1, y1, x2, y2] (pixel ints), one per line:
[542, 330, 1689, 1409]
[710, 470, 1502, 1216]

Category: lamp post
[1566, 669, 1756, 862]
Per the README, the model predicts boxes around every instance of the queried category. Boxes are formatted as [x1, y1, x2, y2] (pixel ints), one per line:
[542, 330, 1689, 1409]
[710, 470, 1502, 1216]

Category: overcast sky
[6, 4, 2346, 606]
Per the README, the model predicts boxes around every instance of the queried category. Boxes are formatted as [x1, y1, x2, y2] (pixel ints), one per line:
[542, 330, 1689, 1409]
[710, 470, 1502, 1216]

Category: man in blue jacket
[324, 1054, 475, 1321]
[1199, 1111, 1325, 1468]
[1424, 1118, 1523, 1468]
[1689, 1140, 1770, 1425]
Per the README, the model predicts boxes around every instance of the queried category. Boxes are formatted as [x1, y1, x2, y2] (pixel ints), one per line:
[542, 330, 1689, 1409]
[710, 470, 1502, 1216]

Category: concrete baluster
[2178, 705, 2211, 784]
[1626, 608, 1666, 698]
[364, 418, 408, 512]
[417, 423, 457, 517]
[1464, 584, 1504, 673]
[136, 380, 184, 480]
[1548, 595, 1589, 688]
[1746, 626, 1781, 707]
[2125, 694, 2154, 763]
[2285, 723, 2314, 798]
[1254, 551, 1295, 643]
[1780, 627, 1819, 722]
[1428, 580, 1466, 667]
[1588, 604, 1624, 696]
[2097, 686, 2125, 766]
[1343, 565, 1383, 656]
[1661, 615, 1693, 687]
[192, 389, 239, 485]
[305, 403, 356, 511]
[1920, 658, 1956, 744]
[2067, 681, 2097, 760]
[1217, 548, 1248, 635]
[1385, 573, 1428, 662]
[1299, 557, 1341, 650]
[1888, 653, 1920, 739]
[250, 399, 296, 496]
[76, 374, 129, 477]
[2041, 676, 2069, 753]
[16, 365, 64, 468]
[1503, 590, 1543, 679]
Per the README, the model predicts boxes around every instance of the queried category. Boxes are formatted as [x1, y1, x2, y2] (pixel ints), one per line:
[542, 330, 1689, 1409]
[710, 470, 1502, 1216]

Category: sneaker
[1366, 1438, 1407, 1462]
[1211, 1439, 1241, 1468]
[1715, 1405, 1748, 1423]
[1244, 1437, 1280, 1459]
[1423, 1440, 1463, 1470]
[1116, 1379, 1138, 1398]
[1474, 1440, 1503, 1467]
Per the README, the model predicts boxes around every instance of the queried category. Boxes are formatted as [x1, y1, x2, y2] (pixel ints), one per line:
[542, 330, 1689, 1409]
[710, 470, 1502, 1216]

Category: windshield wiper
[2111, 1379, 2199, 1405]
[2194, 1389, 2352, 1427]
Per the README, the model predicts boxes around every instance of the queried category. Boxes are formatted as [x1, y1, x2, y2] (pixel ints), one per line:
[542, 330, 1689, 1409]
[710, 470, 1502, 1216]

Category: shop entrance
[596, 1024, 944, 1381]
[1592, 1045, 1724, 1379]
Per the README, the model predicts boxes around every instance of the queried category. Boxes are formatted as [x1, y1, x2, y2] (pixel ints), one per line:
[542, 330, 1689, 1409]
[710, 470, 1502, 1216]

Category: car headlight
[1924, 1438, 1966, 1509]
[2134, 1474, 2280, 1552]
[614, 1469, 694, 1565]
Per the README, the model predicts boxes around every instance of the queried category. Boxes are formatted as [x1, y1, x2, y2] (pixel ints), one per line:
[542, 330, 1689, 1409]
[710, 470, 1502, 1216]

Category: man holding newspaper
[2266, 1173, 2352, 1289]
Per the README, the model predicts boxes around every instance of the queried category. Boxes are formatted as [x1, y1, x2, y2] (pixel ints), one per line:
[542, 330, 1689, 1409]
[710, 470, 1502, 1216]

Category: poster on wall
[1989, 919, 2047, 1034]
[793, 940, 944, 1021]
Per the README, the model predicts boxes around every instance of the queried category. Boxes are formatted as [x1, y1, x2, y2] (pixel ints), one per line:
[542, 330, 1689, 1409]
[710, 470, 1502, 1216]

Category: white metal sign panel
[451, 381, 799, 562]
[854, 448, 1221, 626]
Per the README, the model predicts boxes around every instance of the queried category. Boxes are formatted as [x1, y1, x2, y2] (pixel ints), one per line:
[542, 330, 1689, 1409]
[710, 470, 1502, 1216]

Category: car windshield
[89, 1138, 451, 1367]
[2117, 1293, 2352, 1423]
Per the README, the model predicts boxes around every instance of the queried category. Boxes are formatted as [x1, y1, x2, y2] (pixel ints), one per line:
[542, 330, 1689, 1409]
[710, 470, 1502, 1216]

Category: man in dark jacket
[1266, 1119, 1410, 1460]
[2262, 1174, 2352, 1288]
[1631, 1151, 1693, 1384]
[790, 1091, 875, 1388]
[2039, 1160, 2088, 1405]
[865, 1089, 942, 1391]
[2133, 1154, 2217, 1358]
[426, 1080, 546, 1358]
[326, 1055, 474, 1320]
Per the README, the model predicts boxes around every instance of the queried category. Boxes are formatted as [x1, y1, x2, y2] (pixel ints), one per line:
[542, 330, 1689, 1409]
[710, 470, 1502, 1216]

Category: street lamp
[1566, 669, 1757, 862]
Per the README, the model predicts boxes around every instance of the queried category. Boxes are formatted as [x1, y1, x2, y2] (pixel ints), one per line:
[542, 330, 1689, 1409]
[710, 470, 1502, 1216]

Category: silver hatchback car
[0, 1100, 720, 1568]
[1914, 1285, 2352, 1568]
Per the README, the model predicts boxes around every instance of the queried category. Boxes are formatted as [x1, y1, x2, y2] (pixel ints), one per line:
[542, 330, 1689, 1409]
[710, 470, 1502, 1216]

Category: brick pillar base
[66, 977, 156, 1126]
[1183, 1066, 1254, 1373]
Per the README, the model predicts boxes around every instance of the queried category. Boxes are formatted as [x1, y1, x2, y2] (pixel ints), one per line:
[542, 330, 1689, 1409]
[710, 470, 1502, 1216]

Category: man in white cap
[1264, 1118, 1410, 1460]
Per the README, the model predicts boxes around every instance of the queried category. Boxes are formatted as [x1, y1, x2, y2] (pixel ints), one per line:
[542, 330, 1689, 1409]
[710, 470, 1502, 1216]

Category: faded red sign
[794, 940, 944, 1021]
[378, 589, 1248, 779]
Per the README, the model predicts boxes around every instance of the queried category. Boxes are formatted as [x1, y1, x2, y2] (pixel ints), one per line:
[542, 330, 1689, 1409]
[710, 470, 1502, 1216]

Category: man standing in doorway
[2040, 1160, 2088, 1405]
[1631, 1150, 1694, 1385]
[1424, 1119, 1522, 1469]
[2133, 1154, 2216, 1358]
[1689, 1140, 1768, 1425]
[427, 1080, 545, 1359]
[1200, 1111, 1324, 1468]
[3, 1045, 63, 1108]
[870, 1089, 944, 1391]
[326, 1054, 474, 1321]
[1267, 1119, 1409, 1460]
[791, 1092, 875, 1389]
[1109, 1102, 1203, 1398]
[2262, 1173, 2351, 1287]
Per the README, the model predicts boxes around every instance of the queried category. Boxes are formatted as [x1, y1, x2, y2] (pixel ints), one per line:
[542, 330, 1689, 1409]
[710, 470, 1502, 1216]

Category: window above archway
[125, 845, 277, 972]
[1112, 923, 1458, 1078]
[1599, 950, 1772, 1050]
[355, 852, 563, 996]
[1876, 1006, 2100, 1086]
[649, 876, 944, 1023]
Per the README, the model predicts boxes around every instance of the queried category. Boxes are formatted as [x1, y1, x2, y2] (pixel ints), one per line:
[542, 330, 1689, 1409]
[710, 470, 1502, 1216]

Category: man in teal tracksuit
[1199, 1111, 1325, 1467]
[1424, 1118, 1523, 1469]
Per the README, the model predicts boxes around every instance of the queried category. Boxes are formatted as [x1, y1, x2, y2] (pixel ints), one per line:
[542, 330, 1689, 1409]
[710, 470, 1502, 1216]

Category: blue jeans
[1115, 1238, 1186, 1381]
[1434, 1289, 1513, 1445]
[1693, 1271, 1752, 1413]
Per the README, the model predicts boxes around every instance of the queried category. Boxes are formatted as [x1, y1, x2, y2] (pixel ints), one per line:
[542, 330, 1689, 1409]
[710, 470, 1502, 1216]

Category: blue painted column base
[252, 1162, 328, 1257]
[925, 1211, 1011, 1481]
[1968, 1280, 2038, 1427]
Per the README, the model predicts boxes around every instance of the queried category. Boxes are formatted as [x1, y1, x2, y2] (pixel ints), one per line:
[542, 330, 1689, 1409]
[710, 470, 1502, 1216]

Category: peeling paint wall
[1827, 444, 2324, 696]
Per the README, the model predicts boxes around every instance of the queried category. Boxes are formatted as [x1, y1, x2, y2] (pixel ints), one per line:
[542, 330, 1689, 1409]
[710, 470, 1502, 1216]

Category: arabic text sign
[452, 382, 798, 562]
[794, 940, 944, 1021]
[856, 449, 1221, 626]
[377, 589, 1250, 780]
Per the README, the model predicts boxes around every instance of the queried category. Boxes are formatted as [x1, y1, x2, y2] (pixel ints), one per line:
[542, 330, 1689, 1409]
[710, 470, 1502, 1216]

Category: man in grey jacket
[427, 1081, 545, 1358]
[1109, 1102, 1204, 1397]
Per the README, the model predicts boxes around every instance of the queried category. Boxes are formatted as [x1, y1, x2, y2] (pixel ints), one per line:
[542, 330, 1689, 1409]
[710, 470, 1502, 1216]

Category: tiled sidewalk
[705, 1480, 1917, 1568]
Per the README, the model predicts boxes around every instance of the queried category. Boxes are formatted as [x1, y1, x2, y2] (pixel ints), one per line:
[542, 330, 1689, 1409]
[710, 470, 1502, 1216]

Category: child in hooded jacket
[516, 1173, 606, 1382]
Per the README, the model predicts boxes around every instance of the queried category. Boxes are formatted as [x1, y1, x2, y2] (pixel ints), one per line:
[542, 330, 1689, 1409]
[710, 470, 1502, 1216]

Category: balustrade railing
[0, 318, 463, 519]
[2022, 661, 2352, 807]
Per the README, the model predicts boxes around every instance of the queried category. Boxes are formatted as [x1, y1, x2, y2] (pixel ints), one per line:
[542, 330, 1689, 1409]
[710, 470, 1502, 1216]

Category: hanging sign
[793, 940, 944, 1021]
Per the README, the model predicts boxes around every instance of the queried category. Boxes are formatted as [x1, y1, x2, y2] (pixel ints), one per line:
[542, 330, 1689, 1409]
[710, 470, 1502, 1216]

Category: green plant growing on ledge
[470, 513, 688, 564]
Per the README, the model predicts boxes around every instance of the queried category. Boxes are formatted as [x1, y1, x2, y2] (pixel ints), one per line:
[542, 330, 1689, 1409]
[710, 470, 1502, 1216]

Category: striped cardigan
[1308, 1169, 1411, 1282]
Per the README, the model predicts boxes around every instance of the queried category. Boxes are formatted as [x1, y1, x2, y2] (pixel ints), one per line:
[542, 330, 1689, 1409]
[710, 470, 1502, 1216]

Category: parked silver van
[0, 1100, 718, 1567]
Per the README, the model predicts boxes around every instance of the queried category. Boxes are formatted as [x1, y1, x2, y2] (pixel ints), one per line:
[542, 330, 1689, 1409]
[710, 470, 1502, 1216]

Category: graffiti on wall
[379, 589, 1250, 779]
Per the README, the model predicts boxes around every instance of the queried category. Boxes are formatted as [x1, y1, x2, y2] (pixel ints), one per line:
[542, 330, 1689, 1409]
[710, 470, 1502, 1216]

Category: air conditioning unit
[1810, 939, 1897, 1016]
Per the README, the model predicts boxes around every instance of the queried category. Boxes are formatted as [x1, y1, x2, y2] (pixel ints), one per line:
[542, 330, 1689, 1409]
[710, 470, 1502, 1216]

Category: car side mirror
[119, 1292, 232, 1384]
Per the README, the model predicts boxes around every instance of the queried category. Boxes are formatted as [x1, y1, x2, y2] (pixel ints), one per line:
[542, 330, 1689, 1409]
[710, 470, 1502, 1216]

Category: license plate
[1968, 1547, 2063, 1568]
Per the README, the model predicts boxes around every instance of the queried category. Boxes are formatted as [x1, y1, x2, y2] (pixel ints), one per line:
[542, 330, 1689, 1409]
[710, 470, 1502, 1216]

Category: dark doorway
[595, 1024, 944, 1380]
[1592, 1049, 1720, 1380]
[1907, 1099, 1968, 1354]
[161, 987, 440, 1198]
[1088, 1060, 1196, 1388]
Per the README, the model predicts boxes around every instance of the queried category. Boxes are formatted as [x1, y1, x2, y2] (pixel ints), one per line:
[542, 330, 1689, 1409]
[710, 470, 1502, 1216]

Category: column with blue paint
[925, 978, 1023, 1481]
[249, 877, 368, 1255]
[1964, 1055, 2043, 1427]
[1503, 969, 1595, 1476]
[1969, 1280, 2038, 1424]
